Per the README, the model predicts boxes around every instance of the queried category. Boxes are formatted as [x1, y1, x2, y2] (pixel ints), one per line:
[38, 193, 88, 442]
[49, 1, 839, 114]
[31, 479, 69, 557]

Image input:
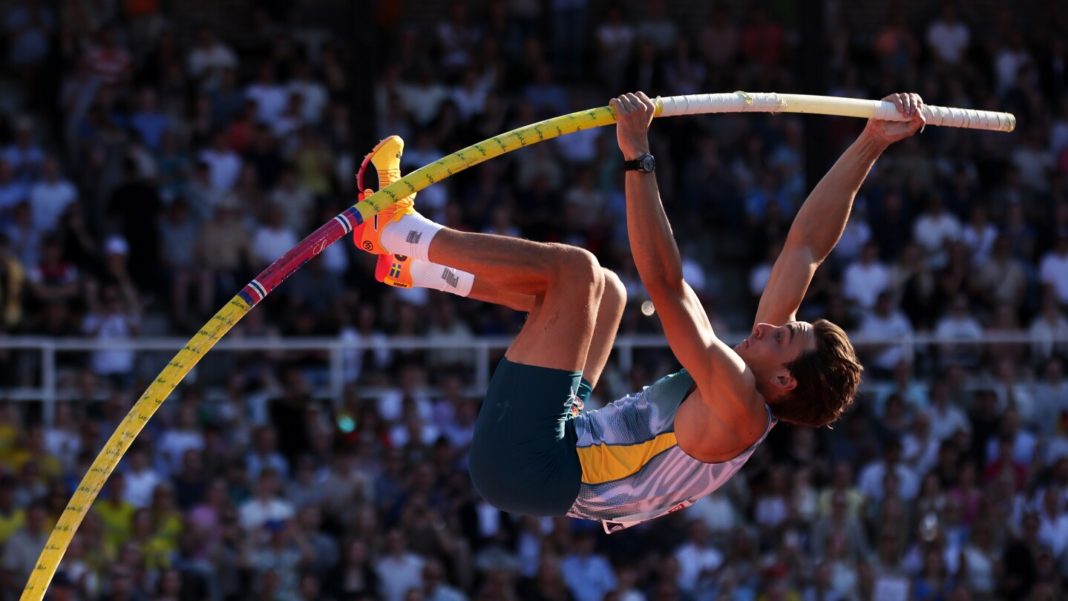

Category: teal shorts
[468, 358, 589, 516]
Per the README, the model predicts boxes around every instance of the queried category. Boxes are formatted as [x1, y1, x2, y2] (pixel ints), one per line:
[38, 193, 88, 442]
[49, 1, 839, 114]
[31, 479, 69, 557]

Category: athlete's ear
[771, 368, 798, 396]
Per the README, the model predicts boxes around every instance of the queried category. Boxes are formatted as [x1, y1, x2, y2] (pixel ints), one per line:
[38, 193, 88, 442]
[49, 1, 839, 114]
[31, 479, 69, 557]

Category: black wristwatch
[624, 153, 656, 173]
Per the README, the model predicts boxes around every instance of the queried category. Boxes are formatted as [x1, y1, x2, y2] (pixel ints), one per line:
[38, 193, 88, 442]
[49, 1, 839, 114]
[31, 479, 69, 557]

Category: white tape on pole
[656, 92, 1016, 132]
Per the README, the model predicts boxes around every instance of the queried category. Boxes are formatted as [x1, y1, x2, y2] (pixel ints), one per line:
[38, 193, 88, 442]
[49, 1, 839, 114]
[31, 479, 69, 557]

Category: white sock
[380, 213, 442, 262]
[409, 260, 474, 297]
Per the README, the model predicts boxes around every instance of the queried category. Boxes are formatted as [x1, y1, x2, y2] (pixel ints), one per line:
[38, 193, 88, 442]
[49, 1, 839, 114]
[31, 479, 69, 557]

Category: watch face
[640, 154, 656, 172]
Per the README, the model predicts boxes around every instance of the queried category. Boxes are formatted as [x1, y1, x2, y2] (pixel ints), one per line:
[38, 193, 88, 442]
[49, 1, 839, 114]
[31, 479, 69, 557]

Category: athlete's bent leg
[467, 278, 535, 313]
[459, 239, 605, 516]
[429, 231, 604, 372]
[468, 267, 623, 386]
[582, 268, 626, 388]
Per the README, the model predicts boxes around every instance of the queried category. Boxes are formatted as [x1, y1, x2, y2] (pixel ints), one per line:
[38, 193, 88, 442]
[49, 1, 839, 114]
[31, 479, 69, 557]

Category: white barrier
[0, 330, 1063, 424]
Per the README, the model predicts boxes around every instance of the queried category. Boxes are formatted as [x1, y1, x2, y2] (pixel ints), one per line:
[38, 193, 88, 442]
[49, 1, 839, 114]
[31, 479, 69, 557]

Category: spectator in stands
[158, 197, 199, 327]
[183, 159, 222, 222]
[521, 62, 569, 119]
[811, 489, 870, 563]
[186, 27, 238, 89]
[662, 39, 707, 97]
[873, 12, 920, 72]
[901, 413, 938, 475]
[0, 233, 24, 331]
[269, 165, 314, 234]
[696, 5, 738, 75]
[911, 544, 954, 601]
[375, 528, 425, 601]
[3, 0, 55, 76]
[933, 295, 984, 370]
[560, 530, 615, 601]
[1033, 357, 1068, 435]
[593, 6, 634, 92]
[171, 446, 208, 510]
[858, 438, 919, 502]
[912, 195, 962, 271]
[924, 3, 971, 67]
[400, 65, 450, 128]
[2, 119, 44, 183]
[239, 467, 295, 532]
[843, 241, 891, 312]
[1012, 128, 1055, 193]
[296, 503, 337, 574]
[246, 425, 289, 481]
[1030, 292, 1068, 363]
[129, 89, 170, 152]
[921, 378, 970, 444]
[865, 527, 910, 600]
[961, 205, 999, 267]
[0, 502, 48, 595]
[855, 292, 915, 378]
[195, 195, 252, 311]
[41, 402, 79, 473]
[290, 127, 334, 198]
[83, 26, 132, 86]
[416, 557, 464, 601]
[27, 157, 76, 236]
[107, 158, 163, 292]
[156, 402, 205, 477]
[738, 6, 784, 71]
[199, 130, 242, 196]
[327, 537, 379, 599]
[0, 159, 27, 222]
[1039, 233, 1068, 307]
[82, 277, 140, 388]
[426, 298, 475, 370]
[958, 517, 999, 596]
[247, 518, 313, 600]
[120, 444, 160, 510]
[673, 519, 723, 595]
[985, 405, 1037, 469]
[974, 235, 1027, 313]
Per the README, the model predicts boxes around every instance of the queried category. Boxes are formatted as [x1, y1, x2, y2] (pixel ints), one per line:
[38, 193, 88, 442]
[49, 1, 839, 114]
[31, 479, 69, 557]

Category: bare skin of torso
[674, 388, 770, 464]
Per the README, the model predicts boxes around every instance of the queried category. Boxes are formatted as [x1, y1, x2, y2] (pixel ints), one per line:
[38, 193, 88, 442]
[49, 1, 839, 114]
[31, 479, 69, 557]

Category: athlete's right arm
[613, 93, 758, 424]
[753, 93, 925, 327]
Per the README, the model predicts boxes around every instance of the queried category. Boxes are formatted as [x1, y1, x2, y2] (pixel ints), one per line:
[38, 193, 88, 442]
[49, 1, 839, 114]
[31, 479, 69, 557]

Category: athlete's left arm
[753, 92, 926, 327]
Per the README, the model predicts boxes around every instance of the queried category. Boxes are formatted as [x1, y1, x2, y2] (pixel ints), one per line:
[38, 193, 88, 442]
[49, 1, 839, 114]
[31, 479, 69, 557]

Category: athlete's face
[735, 321, 816, 398]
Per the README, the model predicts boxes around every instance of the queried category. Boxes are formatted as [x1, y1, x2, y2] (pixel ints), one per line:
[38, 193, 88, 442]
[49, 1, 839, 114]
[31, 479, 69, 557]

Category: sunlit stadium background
[0, 1, 1066, 600]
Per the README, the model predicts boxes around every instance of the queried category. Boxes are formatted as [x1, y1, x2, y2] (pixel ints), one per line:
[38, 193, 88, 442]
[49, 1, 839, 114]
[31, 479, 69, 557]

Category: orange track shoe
[352, 135, 416, 255]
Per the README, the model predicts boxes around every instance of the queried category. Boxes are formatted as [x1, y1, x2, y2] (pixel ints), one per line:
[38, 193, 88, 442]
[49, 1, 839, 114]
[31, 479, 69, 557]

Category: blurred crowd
[0, 0, 1067, 600]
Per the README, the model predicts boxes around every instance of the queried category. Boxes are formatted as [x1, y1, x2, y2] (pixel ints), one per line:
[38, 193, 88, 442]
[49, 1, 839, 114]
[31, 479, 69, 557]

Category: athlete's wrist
[857, 128, 893, 152]
[621, 144, 651, 161]
[854, 130, 892, 157]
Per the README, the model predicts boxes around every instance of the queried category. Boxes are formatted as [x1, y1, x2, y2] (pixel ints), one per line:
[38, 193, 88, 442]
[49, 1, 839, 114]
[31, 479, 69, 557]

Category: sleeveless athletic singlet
[568, 369, 775, 532]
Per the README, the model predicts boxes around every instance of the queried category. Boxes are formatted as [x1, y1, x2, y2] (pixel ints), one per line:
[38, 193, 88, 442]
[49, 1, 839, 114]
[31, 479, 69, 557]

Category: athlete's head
[735, 319, 862, 427]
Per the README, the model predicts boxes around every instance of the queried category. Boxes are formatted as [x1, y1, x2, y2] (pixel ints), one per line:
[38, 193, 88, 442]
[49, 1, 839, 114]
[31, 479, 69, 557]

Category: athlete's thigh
[505, 253, 603, 371]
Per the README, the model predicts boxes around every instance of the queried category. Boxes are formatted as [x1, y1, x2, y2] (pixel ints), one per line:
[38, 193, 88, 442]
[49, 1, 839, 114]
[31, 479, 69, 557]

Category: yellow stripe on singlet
[576, 432, 678, 485]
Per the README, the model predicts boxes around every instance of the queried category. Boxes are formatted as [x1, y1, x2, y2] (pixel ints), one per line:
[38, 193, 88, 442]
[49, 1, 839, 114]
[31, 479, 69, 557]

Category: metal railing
[1, 330, 1064, 423]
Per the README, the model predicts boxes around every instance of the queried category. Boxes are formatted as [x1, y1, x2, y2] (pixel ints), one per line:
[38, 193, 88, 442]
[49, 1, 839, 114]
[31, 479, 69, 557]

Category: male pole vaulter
[351, 91, 925, 531]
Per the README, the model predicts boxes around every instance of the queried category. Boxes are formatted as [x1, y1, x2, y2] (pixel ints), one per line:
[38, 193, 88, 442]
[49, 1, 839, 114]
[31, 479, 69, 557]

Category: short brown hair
[774, 319, 863, 427]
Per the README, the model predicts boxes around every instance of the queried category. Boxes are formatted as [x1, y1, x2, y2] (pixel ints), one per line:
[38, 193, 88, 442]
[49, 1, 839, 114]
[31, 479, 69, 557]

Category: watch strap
[623, 153, 654, 172]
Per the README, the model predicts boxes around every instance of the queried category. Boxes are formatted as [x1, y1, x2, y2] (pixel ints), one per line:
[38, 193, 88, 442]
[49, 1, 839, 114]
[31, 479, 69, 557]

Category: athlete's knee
[548, 245, 604, 293]
[600, 268, 627, 311]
